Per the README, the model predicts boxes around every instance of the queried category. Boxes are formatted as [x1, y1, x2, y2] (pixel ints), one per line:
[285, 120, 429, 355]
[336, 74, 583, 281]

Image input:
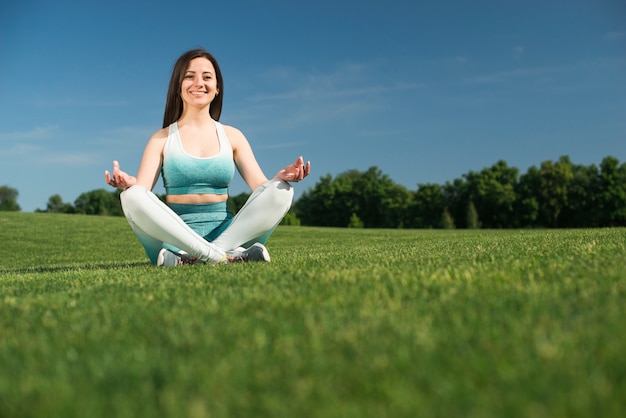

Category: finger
[112, 160, 120, 179]
[105, 171, 117, 187]
[299, 160, 308, 179]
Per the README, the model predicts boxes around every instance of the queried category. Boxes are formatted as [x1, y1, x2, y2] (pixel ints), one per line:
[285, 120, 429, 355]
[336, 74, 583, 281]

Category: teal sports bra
[161, 121, 235, 195]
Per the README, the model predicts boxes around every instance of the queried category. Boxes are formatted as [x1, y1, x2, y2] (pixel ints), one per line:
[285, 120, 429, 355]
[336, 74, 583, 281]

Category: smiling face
[180, 57, 219, 108]
[163, 49, 224, 126]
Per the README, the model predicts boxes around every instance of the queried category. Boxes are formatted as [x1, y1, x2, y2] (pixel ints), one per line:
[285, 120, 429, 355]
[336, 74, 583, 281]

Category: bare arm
[105, 128, 167, 191]
[226, 125, 269, 191]
[225, 125, 310, 191]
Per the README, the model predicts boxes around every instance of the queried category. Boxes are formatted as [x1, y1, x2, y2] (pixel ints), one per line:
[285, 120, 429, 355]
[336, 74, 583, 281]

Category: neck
[179, 105, 213, 125]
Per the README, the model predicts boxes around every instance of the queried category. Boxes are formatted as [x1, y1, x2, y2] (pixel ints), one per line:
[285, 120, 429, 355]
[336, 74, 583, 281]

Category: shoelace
[179, 255, 203, 265]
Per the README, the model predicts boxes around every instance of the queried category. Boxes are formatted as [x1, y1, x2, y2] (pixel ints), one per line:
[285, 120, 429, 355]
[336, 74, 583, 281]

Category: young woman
[105, 48, 310, 266]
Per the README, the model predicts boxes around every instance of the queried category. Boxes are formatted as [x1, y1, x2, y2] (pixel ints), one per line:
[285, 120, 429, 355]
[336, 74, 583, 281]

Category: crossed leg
[120, 179, 293, 264]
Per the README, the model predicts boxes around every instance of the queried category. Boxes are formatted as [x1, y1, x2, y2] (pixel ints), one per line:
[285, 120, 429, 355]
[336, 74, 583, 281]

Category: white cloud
[32, 98, 130, 108]
[248, 82, 424, 103]
[0, 126, 58, 141]
[222, 61, 426, 133]
[243, 60, 425, 104]
[246, 69, 425, 103]
[36, 152, 100, 166]
[0, 143, 43, 156]
[462, 65, 559, 84]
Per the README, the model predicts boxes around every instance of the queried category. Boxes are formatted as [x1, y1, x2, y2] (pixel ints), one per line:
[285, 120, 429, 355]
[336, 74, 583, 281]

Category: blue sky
[1, 0, 624, 212]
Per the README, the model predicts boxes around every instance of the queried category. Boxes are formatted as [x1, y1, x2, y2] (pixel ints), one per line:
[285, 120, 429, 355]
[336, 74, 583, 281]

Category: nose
[193, 74, 204, 86]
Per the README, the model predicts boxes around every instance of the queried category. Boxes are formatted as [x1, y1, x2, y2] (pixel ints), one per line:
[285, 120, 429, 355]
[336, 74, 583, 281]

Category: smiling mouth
[190, 91, 207, 96]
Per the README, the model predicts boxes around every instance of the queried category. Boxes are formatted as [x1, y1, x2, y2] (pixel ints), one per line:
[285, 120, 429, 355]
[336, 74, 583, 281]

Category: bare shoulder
[145, 127, 169, 148]
[221, 123, 245, 139]
[149, 127, 169, 142]
[221, 123, 249, 148]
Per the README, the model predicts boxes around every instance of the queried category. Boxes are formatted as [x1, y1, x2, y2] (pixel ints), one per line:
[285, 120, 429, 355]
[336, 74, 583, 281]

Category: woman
[105, 48, 310, 266]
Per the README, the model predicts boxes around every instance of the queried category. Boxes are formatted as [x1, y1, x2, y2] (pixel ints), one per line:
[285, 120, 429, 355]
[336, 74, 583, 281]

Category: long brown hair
[162, 49, 224, 128]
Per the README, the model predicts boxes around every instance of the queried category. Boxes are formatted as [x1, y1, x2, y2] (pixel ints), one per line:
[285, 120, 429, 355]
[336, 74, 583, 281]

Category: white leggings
[120, 178, 294, 264]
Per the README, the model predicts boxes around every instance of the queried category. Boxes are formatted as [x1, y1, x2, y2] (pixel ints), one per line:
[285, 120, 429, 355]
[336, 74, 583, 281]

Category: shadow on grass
[0, 261, 150, 275]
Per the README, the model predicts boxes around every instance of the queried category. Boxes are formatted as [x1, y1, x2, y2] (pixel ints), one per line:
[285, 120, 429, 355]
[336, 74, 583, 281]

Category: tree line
[293, 155, 626, 228]
[1, 155, 624, 228]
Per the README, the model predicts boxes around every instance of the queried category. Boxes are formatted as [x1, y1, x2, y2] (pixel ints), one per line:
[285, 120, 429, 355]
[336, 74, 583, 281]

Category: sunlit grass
[1, 212, 625, 417]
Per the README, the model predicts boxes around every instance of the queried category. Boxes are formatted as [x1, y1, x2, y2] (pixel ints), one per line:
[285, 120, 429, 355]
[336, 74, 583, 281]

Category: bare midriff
[166, 194, 229, 205]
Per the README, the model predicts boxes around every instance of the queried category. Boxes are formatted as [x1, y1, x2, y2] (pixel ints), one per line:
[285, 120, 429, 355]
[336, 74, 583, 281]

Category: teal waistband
[167, 200, 228, 215]
[166, 185, 228, 195]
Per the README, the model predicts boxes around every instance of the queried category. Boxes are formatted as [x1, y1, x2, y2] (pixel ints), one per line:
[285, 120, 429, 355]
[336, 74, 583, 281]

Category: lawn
[1, 212, 625, 417]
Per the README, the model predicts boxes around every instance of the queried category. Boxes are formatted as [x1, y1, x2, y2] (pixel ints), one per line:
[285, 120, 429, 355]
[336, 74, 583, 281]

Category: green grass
[1, 212, 625, 418]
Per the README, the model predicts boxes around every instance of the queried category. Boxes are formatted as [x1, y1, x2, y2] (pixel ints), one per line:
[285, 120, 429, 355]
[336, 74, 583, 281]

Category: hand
[104, 160, 137, 190]
[276, 156, 311, 183]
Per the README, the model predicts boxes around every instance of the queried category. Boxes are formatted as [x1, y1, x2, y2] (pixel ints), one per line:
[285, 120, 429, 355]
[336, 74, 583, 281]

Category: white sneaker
[227, 243, 270, 263]
[156, 249, 200, 267]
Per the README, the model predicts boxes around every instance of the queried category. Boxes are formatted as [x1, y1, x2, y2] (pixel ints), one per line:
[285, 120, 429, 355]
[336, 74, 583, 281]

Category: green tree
[463, 160, 518, 228]
[295, 155, 624, 229]
[466, 201, 481, 229]
[38, 194, 75, 213]
[537, 156, 574, 227]
[353, 167, 411, 228]
[516, 166, 541, 227]
[442, 178, 467, 228]
[295, 167, 411, 228]
[561, 163, 599, 227]
[0, 185, 20, 211]
[441, 208, 455, 229]
[295, 173, 356, 227]
[348, 212, 364, 228]
[597, 156, 626, 226]
[74, 189, 123, 216]
[280, 211, 301, 226]
[410, 183, 444, 228]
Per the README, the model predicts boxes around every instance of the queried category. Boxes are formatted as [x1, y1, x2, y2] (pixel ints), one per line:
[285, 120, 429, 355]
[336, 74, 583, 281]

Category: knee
[248, 179, 293, 214]
[119, 185, 151, 217]
[120, 185, 145, 205]
[268, 179, 294, 206]
[276, 178, 294, 194]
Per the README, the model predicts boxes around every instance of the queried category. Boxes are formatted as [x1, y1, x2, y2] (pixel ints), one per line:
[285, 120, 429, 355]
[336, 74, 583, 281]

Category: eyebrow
[185, 70, 214, 75]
